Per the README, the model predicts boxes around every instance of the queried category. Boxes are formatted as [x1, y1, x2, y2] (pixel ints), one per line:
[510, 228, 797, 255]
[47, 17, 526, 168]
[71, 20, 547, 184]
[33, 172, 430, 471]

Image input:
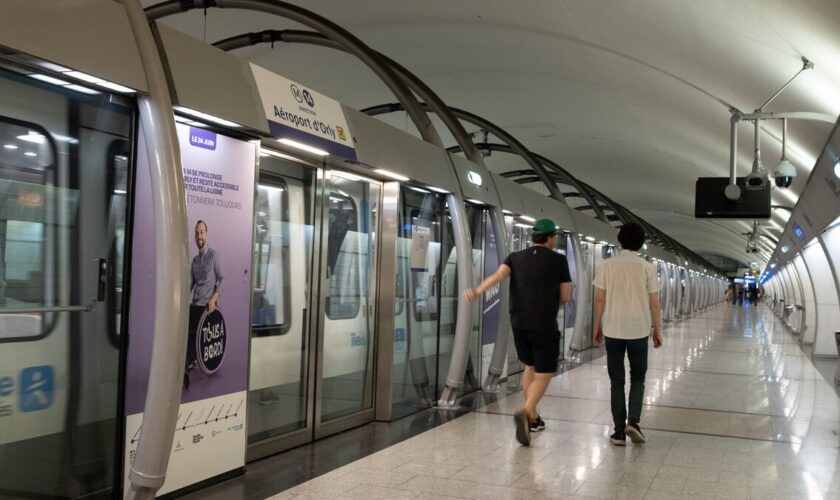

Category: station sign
[250, 63, 357, 160]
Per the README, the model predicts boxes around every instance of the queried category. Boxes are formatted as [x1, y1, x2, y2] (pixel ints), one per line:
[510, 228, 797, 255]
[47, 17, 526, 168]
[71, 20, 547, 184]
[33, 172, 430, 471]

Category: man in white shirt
[593, 223, 662, 446]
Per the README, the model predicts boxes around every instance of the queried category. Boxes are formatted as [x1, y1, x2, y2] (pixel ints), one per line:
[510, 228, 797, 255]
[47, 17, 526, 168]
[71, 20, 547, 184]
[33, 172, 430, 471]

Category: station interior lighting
[373, 168, 409, 181]
[176, 106, 241, 128]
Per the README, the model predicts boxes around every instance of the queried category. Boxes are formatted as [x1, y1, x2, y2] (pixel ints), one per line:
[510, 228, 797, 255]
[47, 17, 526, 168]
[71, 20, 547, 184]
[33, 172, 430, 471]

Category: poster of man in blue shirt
[185, 220, 224, 388]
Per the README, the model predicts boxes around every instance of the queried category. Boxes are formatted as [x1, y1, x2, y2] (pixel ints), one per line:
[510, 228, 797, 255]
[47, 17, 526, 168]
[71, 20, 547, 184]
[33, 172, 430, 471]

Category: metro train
[0, 4, 728, 498]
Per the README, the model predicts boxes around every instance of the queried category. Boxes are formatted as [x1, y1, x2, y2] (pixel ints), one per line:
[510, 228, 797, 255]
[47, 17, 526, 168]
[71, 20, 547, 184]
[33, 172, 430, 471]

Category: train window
[0, 117, 56, 340]
[325, 190, 360, 320]
[251, 178, 293, 335]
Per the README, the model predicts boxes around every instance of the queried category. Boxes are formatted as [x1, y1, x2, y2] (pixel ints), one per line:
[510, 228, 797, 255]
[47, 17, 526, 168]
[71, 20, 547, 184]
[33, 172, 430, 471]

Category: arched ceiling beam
[363, 103, 567, 203]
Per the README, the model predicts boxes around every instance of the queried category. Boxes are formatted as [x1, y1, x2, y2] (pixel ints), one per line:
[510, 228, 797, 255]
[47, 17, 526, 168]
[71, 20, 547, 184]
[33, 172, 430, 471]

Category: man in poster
[185, 219, 224, 388]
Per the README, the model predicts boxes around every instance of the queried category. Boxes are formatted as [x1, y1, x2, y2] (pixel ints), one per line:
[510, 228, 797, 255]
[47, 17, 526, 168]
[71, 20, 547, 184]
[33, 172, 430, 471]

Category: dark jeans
[187, 305, 206, 369]
[605, 336, 649, 434]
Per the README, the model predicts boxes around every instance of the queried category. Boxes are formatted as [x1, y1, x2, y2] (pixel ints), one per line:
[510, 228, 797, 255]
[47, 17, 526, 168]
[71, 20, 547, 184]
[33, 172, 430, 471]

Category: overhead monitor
[694, 177, 771, 219]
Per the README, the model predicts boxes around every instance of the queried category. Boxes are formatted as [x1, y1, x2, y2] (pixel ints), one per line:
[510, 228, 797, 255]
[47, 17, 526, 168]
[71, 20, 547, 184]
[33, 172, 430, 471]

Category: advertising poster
[481, 217, 501, 346]
[123, 124, 255, 496]
[481, 218, 502, 380]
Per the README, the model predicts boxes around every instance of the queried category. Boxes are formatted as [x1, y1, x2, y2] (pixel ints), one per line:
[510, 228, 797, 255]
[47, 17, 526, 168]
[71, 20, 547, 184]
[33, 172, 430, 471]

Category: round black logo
[196, 309, 226, 374]
[290, 84, 304, 103]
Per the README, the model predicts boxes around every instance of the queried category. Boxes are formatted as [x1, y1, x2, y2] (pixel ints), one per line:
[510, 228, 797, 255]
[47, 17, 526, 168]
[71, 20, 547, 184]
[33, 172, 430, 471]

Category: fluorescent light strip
[329, 171, 366, 182]
[63, 71, 135, 93]
[3, 144, 18, 150]
[374, 168, 410, 182]
[408, 186, 431, 194]
[502, 209, 513, 215]
[17, 132, 45, 144]
[64, 84, 100, 95]
[519, 215, 536, 222]
[175, 106, 240, 128]
[259, 149, 299, 161]
[276, 138, 329, 156]
[466, 198, 484, 205]
[427, 186, 449, 194]
[29, 73, 71, 86]
[24, 152, 37, 157]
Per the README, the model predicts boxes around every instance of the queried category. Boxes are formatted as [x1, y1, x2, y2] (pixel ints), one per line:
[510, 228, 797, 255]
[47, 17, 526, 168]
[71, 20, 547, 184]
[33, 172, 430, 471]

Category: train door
[246, 152, 317, 458]
[314, 170, 381, 438]
[245, 159, 382, 454]
[0, 66, 130, 497]
[389, 187, 447, 419]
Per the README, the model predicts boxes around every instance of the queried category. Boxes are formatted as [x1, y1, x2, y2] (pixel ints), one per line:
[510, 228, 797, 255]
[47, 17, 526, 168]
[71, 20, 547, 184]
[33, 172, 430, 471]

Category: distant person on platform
[185, 219, 224, 388]
[593, 222, 662, 446]
[465, 219, 571, 446]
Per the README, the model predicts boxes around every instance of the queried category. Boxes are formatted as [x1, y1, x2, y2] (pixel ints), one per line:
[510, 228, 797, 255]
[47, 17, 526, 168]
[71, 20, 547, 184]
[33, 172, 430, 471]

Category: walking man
[592, 222, 662, 446]
[465, 219, 571, 446]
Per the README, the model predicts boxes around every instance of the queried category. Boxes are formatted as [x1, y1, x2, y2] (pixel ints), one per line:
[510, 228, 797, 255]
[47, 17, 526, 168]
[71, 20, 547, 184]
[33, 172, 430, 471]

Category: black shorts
[513, 329, 560, 373]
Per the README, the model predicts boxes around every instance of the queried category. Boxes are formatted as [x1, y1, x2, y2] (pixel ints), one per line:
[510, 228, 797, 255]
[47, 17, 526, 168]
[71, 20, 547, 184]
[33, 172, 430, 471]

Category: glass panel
[436, 204, 483, 396]
[0, 68, 130, 497]
[320, 172, 379, 422]
[248, 157, 315, 442]
[391, 188, 443, 419]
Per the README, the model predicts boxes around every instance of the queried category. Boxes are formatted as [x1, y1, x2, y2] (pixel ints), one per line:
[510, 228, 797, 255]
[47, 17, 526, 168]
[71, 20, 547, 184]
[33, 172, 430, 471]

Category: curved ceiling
[145, 0, 840, 267]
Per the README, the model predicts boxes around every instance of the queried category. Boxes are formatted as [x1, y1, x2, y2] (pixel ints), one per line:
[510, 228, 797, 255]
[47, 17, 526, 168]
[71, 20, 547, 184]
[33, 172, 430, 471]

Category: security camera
[773, 159, 796, 188]
[745, 170, 768, 190]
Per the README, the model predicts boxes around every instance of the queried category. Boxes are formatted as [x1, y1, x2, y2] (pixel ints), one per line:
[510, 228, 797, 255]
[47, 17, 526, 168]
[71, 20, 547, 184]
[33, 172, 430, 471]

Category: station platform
[196, 304, 840, 500]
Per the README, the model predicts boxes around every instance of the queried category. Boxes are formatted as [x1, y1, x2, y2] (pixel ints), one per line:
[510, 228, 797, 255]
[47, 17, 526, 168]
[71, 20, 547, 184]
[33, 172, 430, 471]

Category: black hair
[195, 220, 208, 232]
[532, 232, 555, 244]
[618, 222, 645, 251]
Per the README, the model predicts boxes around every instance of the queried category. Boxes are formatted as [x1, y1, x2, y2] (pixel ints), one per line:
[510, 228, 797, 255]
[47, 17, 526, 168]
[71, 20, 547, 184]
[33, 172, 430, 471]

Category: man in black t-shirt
[466, 218, 572, 446]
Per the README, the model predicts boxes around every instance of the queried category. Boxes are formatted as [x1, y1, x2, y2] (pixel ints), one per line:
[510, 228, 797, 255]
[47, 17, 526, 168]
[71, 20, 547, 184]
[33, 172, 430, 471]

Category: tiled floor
[238, 304, 840, 499]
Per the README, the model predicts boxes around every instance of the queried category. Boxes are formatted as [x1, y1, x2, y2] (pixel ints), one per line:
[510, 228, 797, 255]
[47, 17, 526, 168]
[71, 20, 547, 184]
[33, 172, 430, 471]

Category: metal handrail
[0, 301, 95, 314]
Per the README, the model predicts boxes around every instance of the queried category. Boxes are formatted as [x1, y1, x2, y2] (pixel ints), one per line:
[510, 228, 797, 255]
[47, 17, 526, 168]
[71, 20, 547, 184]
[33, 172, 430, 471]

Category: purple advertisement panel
[481, 217, 501, 345]
[125, 125, 255, 413]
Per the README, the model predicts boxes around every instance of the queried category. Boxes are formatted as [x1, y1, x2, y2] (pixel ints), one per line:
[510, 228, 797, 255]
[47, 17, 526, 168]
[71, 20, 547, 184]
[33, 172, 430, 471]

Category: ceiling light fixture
[277, 138, 329, 156]
[176, 106, 240, 128]
[374, 168, 409, 182]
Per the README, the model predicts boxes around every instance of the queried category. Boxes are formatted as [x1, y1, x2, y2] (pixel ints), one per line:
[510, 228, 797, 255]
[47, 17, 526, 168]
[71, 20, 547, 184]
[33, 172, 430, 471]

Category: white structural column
[793, 254, 818, 344]
[801, 240, 840, 357]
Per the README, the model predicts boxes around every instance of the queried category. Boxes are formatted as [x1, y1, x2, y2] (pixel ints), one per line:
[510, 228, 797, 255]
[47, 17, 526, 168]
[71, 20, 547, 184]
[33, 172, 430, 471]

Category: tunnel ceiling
[145, 0, 840, 266]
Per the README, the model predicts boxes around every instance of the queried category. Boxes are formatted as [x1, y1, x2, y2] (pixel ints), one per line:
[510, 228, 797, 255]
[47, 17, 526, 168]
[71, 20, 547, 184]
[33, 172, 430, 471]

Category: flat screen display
[694, 177, 771, 219]
[793, 223, 805, 240]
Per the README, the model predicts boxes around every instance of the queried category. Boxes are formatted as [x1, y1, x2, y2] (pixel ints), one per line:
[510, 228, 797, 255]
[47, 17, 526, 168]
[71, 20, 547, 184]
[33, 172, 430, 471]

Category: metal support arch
[123, 1, 190, 498]
[444, 141, 609, 224]
[362, 103, 568, 203]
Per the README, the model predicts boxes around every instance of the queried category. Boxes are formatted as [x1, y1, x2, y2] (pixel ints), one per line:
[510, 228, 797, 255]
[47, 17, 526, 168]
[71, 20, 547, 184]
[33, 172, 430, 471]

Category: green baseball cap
[533, 218, 558, 235]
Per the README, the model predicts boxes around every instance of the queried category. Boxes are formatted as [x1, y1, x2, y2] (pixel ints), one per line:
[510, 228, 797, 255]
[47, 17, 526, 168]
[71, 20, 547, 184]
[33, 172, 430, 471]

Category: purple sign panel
[481, 217, 501, 345]
[125, 124, 255, 415]
[189, 127, 217, 151]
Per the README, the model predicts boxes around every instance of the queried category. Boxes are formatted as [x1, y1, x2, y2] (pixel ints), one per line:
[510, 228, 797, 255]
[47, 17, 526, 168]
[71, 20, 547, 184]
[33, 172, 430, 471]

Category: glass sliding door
[315, 171, 380, 434]
[0, 67, 131, 497]
[391, 187, 444, 419]
[247, 154, 316, 457]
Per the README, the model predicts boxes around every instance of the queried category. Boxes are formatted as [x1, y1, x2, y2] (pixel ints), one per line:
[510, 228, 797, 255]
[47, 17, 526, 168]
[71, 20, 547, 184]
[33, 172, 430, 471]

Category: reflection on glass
[391, 188, 443, 418]
[320, 172, 379, 422]
[248, 160, 314, 442]
[0, 68, 130, 497]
